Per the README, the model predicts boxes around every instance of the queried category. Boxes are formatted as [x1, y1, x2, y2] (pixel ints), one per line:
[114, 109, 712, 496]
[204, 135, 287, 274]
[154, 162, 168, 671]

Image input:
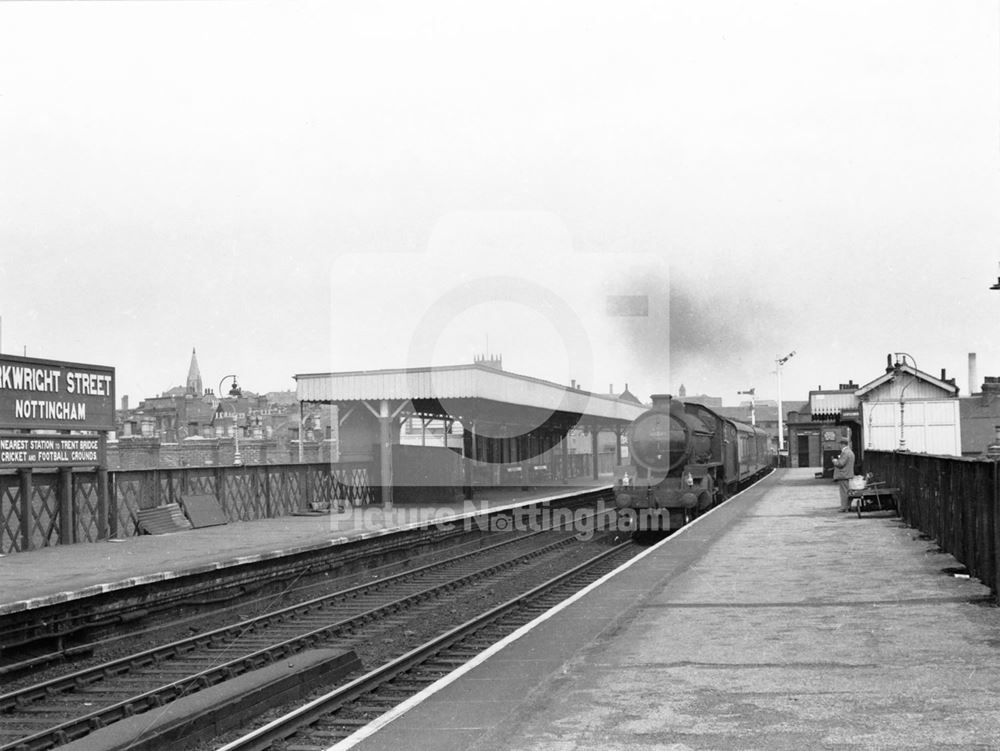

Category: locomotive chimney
[969, 353, 978, 395]
[650, 394, 673, 409]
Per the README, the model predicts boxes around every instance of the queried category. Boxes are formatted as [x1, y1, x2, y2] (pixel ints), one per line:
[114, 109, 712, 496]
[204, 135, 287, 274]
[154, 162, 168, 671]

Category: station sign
[0, 434, 105, 468]
[0, 355, 115, 431]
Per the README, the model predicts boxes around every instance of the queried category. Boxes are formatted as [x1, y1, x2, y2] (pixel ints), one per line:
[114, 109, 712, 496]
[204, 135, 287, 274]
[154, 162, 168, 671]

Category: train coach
[614, 393, 771, 531]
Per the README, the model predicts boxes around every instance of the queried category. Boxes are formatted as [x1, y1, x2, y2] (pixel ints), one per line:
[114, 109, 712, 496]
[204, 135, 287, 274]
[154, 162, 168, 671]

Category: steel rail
[0, 504, 607, 712]
[1, 533, 582, 751]
[0, 487, 612, 668]
[1, 508, 614, 751]
[216, 539, 637, 751]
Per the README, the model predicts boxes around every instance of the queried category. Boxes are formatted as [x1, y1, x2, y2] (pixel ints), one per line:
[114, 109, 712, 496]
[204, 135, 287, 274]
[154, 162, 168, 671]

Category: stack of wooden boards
[136, 494, 228, 534]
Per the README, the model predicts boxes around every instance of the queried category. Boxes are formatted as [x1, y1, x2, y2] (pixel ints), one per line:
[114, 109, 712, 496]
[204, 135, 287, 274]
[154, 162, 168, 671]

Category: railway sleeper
[346, 701, 399, 714]
[13, 703, 90, 715]
[425, 656, 473, 666]
[373, 689, 421, 700]
[133, 666, 211, 676]
[300, 728, 352, 739]
[324, 717, 373, 727]
[383, 679, 434, 691]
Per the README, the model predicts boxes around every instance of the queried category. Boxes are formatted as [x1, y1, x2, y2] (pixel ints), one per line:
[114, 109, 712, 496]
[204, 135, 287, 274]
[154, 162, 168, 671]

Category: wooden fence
[865, 450, 1000, 594]
[0, 461, 375, 555]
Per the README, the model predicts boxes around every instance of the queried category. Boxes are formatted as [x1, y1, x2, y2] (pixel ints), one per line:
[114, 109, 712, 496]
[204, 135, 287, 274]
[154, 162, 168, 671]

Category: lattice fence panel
[280, 470, 301, 515]
[160, 473, 184, 507]
[112, 475, 143, 537]
[254, 470, 277, 518]
[29, 475, 60, 549]
[184, 470, 217, 499]
[224, 471, 263, 521]
[1, 478, 21, 554]
[312, 471, 334, 509]
[333, 464, 375, 506]
[268, 470, 301, 516]
[244, 471, 266, 519]
[73, 473, 101, 543]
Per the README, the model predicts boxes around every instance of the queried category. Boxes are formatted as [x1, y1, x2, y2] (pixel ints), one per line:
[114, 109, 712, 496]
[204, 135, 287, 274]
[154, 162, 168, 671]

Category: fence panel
[73, 471, 102, 543]
[0, 460, 375, 555]
[866, 451, 999, 594]
[27, 473, 60, 550]
[1, 475, 21, 553]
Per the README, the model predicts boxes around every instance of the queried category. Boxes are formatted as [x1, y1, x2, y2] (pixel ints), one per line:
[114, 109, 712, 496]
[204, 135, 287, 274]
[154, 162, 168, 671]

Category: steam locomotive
[614, 394, 772, 530]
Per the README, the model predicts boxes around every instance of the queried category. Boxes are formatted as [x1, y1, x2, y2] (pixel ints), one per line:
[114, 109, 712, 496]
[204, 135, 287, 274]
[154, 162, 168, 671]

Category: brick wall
[108, 437, 284, 469]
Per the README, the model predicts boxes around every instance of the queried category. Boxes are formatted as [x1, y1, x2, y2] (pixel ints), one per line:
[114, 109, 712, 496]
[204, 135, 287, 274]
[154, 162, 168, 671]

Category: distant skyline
[2, 2, 998, 408]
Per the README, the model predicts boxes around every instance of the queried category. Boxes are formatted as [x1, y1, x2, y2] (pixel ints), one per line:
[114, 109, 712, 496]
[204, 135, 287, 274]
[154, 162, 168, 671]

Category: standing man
[832, 435, 855, 512]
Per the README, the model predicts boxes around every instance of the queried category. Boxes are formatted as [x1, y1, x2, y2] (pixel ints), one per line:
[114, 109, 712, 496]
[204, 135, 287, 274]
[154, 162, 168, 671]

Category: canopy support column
[378, 399, 393, 508]
[561, 434, 569, 482]
[591, 426, 600, 480]
[462, 423, 475, 500]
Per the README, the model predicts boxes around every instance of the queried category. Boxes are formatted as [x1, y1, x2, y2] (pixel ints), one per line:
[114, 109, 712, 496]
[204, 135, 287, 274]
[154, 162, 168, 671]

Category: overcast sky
[1, 1, 998, 407]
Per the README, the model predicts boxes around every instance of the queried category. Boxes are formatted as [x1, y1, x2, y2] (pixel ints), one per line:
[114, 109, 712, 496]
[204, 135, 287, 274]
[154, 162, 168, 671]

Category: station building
[786, 355, 965, 471]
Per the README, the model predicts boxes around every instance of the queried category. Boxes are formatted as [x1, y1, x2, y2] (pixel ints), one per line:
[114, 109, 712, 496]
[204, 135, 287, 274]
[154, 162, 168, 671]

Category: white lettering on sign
[0, 435, 103, 465]
[14, 400, 87, 421]
[0, 366, 62, 393]
[65, 371, 113, 396]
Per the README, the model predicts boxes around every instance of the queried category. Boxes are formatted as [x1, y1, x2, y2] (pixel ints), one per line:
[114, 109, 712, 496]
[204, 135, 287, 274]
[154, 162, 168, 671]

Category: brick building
[112, 348, 336, 468]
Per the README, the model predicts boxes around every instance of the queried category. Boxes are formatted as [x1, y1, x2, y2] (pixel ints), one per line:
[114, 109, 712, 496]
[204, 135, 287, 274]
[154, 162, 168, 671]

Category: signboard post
[0, 355, 115, 545]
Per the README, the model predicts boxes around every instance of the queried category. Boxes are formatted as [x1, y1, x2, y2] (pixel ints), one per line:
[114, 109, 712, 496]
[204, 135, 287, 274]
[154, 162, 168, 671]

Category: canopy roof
[294, 364, 647, 427]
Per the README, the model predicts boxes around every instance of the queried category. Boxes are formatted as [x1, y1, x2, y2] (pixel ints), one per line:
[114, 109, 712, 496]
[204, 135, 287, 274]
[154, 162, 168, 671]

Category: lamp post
[776, 351, 796, 456]
[738, 388, 756, 426]
[219, 375, 243, 466]
[892, 353, 917, 450]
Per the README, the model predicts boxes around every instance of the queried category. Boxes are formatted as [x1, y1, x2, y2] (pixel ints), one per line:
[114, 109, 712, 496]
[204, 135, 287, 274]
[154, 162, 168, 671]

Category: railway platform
[0, 481, 610, 616]
[347, 468, 1000, 751]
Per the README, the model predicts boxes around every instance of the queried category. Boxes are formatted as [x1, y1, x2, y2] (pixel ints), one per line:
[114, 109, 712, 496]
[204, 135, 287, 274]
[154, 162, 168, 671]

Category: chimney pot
[650, 394, 673, 409]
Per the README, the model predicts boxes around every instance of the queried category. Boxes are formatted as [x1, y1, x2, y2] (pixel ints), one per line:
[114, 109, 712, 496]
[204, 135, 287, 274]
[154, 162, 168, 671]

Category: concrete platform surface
[349, 468, 1000, 751]
[0, 482, 610, 615]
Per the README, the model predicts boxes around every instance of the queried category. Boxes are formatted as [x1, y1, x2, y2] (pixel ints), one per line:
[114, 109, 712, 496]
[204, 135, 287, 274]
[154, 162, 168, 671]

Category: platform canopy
[294, 363, 647, 428]
[294, 364, 648, 504]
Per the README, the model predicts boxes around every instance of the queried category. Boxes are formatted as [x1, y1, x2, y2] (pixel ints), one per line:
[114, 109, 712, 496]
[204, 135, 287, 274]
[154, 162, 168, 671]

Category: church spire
[186, 348, 203, 396]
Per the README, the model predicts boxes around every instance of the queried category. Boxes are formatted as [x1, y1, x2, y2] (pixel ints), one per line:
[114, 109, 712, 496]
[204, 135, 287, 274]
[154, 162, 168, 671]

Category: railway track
[217, 538, 641, 751]
[0, 503, 623, 751]
[0, 488, 612, 677]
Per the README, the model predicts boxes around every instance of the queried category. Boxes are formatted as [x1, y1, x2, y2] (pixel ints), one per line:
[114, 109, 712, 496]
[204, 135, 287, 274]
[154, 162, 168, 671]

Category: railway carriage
[614, 393, 771, 530]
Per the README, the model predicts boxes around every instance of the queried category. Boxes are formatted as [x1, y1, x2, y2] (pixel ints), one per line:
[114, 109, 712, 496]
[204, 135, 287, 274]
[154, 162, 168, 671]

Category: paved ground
[0, 483, 609, 614]
[351, 469, 1000, 751]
